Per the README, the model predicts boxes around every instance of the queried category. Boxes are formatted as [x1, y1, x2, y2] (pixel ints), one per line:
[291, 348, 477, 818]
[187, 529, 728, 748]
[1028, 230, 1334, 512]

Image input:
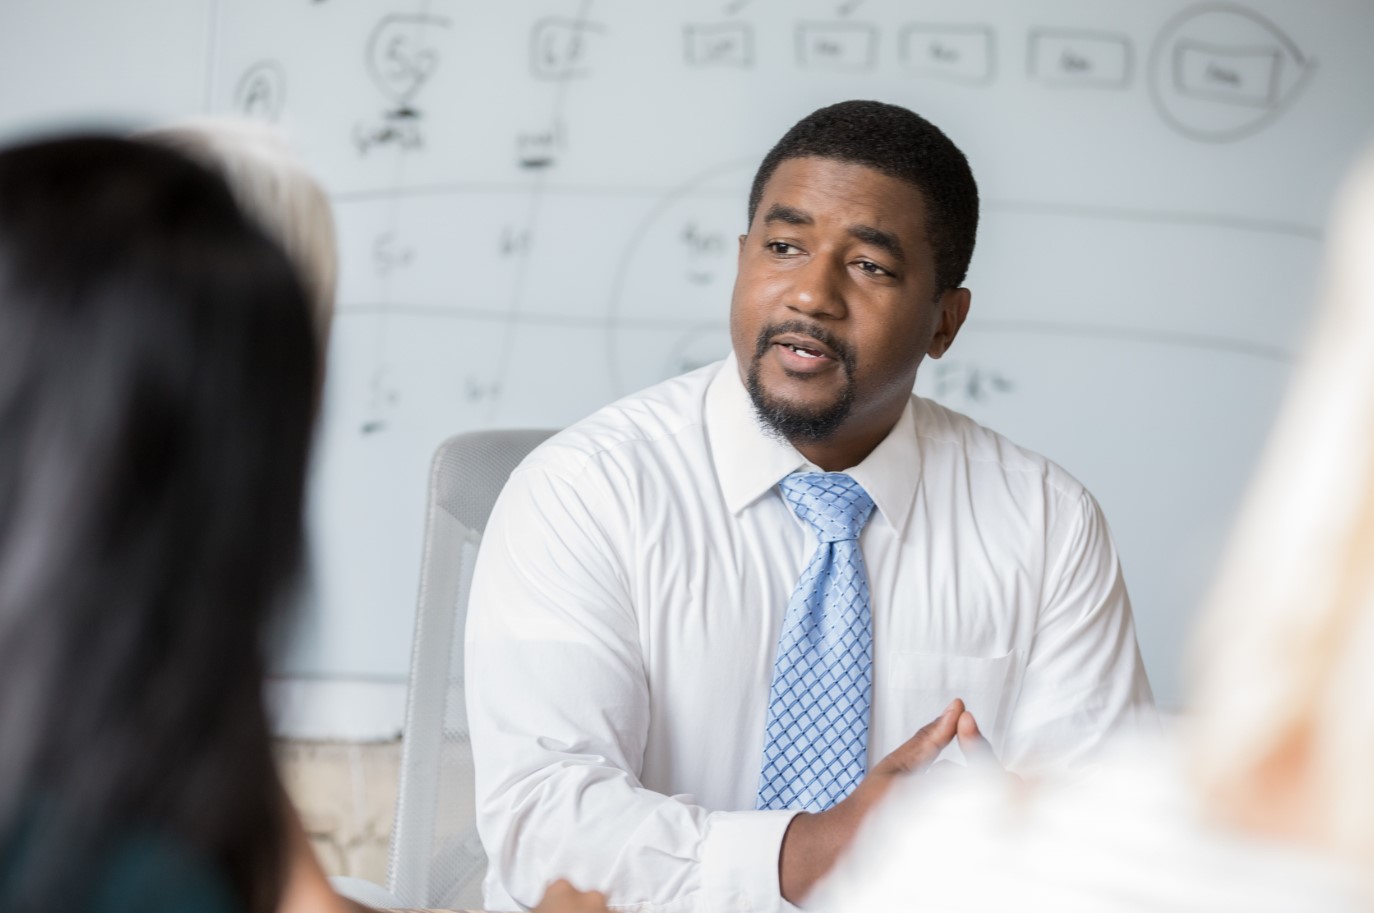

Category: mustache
[752, 320, 857, 373]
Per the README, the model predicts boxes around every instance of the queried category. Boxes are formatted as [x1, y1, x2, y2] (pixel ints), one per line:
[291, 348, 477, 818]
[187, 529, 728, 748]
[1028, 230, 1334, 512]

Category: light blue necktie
[757, 472, 876, 812]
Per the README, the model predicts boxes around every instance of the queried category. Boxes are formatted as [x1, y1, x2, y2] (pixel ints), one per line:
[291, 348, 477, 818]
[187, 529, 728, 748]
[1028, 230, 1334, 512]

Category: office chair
[380, 428, 557, 908]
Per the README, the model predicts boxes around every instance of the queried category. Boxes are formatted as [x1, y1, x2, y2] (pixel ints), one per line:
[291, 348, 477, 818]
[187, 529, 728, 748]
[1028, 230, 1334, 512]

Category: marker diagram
[668, 6, 1313, 145]
[176, 0, 1363, 717]
[1149, 4, 1313, 142]
[1029, 29, 1132, 89]
[233, 60, 286, 121]
[685, 22, 754, 69]
[900, 25, 994, 85]
[515, 119, 565, 170]
[931, 360, 1015, 405]
[797, 22, 878, 71]
[353, 13, 452, 154]
[531, 17, 604, 80]
[605, 160, 751, 394]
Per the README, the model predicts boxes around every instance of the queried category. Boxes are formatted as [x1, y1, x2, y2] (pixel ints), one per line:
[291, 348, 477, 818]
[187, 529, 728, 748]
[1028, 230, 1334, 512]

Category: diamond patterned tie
[757, 472, 876, 812]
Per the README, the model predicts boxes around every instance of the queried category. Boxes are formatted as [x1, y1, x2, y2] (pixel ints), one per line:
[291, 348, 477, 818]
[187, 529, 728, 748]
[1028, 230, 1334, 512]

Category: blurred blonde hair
[1189, 146, 1374, 867]
[142, 118, 337, 342]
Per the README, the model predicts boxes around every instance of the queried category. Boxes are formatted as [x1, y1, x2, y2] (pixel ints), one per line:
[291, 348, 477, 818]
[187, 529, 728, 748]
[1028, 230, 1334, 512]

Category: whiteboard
[3, 0, 1373, 734]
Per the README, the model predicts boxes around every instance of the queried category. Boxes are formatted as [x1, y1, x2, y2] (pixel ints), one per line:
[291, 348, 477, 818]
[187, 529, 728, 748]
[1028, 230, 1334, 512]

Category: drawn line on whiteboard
[983, 199, 1322, 240]
[330, 181, 731, 201]
[487, 0, 596, 422]
[330, 184, 1322, 241]
[358, 5, 449, 435]
[203, 0, 224, 111]
[603, 156, 757, 393]
[974, 319, 1293, 363]
[335, 304, 1294, 365]
[339, 302, 731, 330]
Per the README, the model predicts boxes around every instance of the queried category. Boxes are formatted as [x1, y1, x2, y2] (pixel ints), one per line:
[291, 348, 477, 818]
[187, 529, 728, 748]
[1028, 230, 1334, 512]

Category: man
[466, 100, 1154, 912]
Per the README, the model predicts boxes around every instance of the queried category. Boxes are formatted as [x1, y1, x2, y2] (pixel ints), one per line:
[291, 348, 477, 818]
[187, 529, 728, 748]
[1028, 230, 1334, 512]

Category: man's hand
[531, 879, 612, 913]
[778, 698, 974, 905]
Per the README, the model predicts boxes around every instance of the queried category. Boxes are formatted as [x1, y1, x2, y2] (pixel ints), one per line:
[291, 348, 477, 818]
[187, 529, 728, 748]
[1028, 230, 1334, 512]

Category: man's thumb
[881, 698, 963, 775]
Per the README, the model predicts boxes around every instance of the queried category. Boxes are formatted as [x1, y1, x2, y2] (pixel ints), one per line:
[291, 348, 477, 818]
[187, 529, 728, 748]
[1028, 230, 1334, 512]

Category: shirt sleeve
[1001, 487, 1158, 775]
[465, 454, 798, 913]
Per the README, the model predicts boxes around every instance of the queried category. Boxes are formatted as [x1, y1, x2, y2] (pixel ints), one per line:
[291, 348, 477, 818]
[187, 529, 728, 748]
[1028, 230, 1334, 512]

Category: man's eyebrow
[762, 203, 813, 226]
[849, 224, 905, 263]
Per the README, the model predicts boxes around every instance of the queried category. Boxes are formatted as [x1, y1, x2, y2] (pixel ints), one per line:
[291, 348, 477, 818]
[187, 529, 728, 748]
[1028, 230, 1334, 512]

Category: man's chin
[758, 390, 839, 420]
[747, 383, 852, 445]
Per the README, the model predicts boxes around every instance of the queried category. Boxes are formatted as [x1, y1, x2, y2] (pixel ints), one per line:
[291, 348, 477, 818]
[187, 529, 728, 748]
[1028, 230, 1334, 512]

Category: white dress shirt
[466, 355, 1154, 913]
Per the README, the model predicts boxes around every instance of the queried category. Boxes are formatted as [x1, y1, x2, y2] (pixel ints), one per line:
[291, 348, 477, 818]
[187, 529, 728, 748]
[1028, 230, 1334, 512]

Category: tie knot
[779, 472, 875, 543]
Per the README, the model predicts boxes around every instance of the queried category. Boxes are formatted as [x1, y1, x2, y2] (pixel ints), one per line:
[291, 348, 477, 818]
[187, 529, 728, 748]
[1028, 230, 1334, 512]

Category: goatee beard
[745, 320, 857, 445]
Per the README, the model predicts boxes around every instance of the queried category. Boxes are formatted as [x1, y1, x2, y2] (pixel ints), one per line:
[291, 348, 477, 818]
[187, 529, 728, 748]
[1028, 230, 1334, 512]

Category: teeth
[788, 344, 821, 359]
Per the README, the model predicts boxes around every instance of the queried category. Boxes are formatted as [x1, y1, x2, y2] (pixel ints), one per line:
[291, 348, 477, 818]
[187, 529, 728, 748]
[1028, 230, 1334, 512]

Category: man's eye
[767, 241, 798, 255]
[856, 260, 891, 276]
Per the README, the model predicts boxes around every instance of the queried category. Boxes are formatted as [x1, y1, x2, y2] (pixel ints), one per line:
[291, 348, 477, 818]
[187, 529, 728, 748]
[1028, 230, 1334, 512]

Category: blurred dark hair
[0, 136, 318, 911]
[747, 99, 980, 291]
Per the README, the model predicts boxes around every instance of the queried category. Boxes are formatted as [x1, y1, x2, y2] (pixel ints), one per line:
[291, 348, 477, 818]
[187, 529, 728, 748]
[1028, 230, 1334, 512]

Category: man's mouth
[780, 342, 826, 360]
[771, 332, 839, 363]
[752, 321, 855, 378]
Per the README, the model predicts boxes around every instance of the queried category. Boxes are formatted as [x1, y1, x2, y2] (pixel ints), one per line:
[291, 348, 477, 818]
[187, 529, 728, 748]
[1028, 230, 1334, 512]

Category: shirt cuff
[700, 809, 800, 913]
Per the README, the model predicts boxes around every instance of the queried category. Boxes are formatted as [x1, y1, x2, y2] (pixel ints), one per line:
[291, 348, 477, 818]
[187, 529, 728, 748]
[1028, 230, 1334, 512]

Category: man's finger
[879, 698, 963, 774]
[956, 711, 1005, 773]
[956, 709, 979, 746]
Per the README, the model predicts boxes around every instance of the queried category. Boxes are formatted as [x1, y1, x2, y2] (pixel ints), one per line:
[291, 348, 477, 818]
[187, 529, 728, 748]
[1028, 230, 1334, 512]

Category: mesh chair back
[386, 429, 556, 908]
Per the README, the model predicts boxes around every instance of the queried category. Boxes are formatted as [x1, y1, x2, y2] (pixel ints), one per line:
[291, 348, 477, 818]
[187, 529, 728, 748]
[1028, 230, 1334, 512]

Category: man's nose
[785, 255, 847, 320]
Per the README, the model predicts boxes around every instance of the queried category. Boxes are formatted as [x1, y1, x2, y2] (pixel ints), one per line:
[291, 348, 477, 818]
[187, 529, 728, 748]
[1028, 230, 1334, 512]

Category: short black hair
[747, 99, 979, 291]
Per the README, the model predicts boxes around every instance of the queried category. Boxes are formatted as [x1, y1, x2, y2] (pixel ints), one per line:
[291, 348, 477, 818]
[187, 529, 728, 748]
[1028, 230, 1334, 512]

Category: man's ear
[737, 233, 747, 263]
[928, 287, 971, 359]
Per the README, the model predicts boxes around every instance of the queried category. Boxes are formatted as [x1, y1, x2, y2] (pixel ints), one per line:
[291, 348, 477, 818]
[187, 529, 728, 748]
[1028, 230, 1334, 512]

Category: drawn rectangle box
[1173, 41, 1281, 108]
[530, 17, 604, 81]
[797, 23, 877, 72]
[900, 24, 994, 84]
[1029, 29, 1131, 88]
[684, 22, 753, 68]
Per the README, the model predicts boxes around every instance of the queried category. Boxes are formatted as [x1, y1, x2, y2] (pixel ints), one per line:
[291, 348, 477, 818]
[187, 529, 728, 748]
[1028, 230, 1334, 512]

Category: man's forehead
[754, 157, 929, 233]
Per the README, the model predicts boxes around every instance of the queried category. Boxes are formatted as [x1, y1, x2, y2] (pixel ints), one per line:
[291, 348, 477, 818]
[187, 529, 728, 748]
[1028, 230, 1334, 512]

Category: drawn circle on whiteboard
[605, 158, 754, 395]
[233, 61, 286, 123]
[365, 14, 451, 109]
[1147, 4, 1313, 143]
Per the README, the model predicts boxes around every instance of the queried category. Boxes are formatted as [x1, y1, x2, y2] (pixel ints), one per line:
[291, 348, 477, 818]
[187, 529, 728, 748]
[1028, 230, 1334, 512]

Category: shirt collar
[705, 353, 921, 532]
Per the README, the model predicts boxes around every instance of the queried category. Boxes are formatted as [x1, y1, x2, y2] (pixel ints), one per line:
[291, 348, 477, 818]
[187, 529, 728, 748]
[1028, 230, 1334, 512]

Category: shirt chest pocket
[873, 649, 1027, 762]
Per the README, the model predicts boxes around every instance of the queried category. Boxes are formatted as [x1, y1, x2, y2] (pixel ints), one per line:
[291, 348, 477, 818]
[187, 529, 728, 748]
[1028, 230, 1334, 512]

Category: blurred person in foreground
[810, 147, 1374, 912]
[142, 118, 337, 345]
[0, 134, 318, 912]
[140, 116, 348, 910]
[0, 134, 606, 913]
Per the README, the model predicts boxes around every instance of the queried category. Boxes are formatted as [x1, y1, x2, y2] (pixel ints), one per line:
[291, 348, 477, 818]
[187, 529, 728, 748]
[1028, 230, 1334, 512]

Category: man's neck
[793, 417, 896, 472]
